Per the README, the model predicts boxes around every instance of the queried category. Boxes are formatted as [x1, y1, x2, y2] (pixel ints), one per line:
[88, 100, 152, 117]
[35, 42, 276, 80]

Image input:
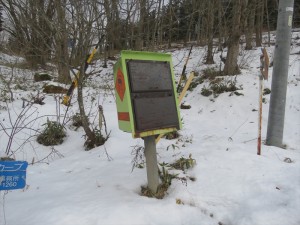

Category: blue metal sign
[0, 161, 28, 191]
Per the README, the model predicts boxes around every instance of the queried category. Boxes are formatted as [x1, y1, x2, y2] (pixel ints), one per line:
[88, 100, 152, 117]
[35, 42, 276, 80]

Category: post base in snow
[144, 136, 159, 193]
[0, 191, 5, 225]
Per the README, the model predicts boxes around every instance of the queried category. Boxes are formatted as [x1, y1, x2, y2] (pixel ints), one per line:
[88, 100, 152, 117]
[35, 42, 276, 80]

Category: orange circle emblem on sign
[116, 68, 126, 101]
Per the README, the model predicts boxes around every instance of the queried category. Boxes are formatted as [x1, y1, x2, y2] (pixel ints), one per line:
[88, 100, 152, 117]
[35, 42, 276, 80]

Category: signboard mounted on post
[114, 51, 182, 138]
[114, 51, 182, 193]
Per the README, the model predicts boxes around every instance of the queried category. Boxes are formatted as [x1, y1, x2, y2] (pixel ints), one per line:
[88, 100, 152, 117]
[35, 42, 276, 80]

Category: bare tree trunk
[136, 0, 146, 50]
[77, 64, 96, 146]
[217, 0, 223, 51]
[185, 0, 196, 45]
[168, 0, 172, 48]
[224, 38, 240, 75]
[103, 0, 121, 52]
[195, 1, 205, 46]
[223, 0, 245, 75]
[255, 0, 264, 46]
[265, 0, 271, 47]
[111, 0, 121, 50]
[196, 15, 201, 45]
[54, 0, 70, 83]
[205, 0, 215, 64]
[200, 16, 207, 46]
[68, 0, 106, 149]
[124, 0, 132, 48]
[0, 5, 2, 32]
[245, 0, 256, 50]
[151, 0, 162, 48]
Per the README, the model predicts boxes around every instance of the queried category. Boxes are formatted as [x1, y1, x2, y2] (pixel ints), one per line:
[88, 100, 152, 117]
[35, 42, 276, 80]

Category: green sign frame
[114, 50, 182, 138]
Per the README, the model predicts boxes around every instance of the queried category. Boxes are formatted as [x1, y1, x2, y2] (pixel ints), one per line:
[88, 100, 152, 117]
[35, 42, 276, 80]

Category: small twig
[29, 147, 64, 165]
[102, 111, 108, 137]
[9, 134, 39, 157]
[131, 144, 145, 172]
[228, 118, 248, 141]
[98, 105, 103, 134]
[243, 138, 257, 143]
[103, 144, 113, 161]
[1, 96, 44, 156]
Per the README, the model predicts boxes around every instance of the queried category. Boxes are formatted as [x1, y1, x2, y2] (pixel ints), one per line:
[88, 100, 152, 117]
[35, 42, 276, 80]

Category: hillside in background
[0, 30, 299, 225]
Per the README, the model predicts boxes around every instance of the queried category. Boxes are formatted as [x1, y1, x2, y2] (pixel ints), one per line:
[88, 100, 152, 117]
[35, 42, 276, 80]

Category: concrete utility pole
[266, 0, 294, 147]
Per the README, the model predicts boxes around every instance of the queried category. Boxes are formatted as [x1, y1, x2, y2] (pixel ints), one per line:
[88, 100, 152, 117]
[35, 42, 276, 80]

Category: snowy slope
[0, 32, 299, 225]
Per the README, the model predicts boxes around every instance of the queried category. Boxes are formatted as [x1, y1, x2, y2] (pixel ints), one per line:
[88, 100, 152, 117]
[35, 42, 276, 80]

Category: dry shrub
[37, 120, 66, 146]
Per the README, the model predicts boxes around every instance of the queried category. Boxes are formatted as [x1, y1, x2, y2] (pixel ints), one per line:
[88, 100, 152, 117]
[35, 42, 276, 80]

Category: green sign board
[114, 50, 182, 138]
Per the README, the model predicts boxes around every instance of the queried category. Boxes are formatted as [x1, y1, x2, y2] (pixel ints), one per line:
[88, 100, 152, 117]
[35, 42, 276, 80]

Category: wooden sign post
[114, 51, 182, 193]
[257, 48, 269, 155]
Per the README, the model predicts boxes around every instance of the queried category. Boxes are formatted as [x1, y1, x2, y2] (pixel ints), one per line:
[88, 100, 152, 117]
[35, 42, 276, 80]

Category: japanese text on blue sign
[0, 161, 28, 190]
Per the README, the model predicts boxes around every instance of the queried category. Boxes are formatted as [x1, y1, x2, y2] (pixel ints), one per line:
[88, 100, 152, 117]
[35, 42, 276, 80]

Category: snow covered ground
[0, 32, 299, 225]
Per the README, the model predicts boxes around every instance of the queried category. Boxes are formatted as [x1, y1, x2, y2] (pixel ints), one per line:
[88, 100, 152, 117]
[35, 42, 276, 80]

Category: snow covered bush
[83, 128, 107, 151]
[37, 120, 66, 146]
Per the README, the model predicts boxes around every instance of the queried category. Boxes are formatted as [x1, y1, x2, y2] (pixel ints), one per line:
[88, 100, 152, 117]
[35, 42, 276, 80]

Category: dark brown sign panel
[127, 60, 173, 92]
[126, 60, 179, 133]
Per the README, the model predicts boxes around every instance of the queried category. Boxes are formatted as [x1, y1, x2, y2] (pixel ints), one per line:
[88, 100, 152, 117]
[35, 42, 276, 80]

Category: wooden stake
[257, 48, 269, 155]
[257, 75, 263, 155]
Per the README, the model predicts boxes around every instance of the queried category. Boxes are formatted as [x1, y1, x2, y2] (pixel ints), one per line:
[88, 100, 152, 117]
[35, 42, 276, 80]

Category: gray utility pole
[266, 0, 294, 147]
